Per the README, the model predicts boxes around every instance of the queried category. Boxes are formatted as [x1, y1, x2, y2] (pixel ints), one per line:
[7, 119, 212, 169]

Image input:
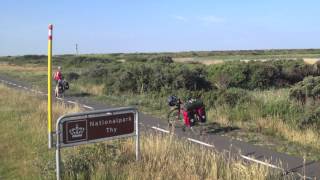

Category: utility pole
[75, 43, 79, 55]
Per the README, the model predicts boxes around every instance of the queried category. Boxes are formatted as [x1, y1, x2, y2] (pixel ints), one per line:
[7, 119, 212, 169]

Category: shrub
[148, 56, 173, 63]
[65, 72, 80, 81]
[301, 107, 320, 129]
[216, 88, 250, 107]
[109, 62, 211, 93]
[289, 76, 320, 103]
[67, 56, 112, 67]
[208, 62, 249, 89]
[248, 63, 280, 89]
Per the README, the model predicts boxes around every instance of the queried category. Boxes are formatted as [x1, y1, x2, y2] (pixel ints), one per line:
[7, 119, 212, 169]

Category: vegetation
[0, 50, 320, 162]
[0, 85, 286, 179]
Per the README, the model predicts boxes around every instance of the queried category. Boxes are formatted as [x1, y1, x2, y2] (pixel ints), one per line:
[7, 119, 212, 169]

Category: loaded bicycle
[167, 95, 206, 135]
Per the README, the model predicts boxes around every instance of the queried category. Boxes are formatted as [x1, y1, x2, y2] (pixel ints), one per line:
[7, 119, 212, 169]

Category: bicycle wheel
[167, 108, 181, 133]
[190, 115, 205, 136]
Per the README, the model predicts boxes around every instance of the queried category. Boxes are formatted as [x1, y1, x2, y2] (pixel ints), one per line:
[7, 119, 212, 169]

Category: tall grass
[0, 84, 81, 179]
[208, 89, 320, 160]
[0, 84, 287, 179]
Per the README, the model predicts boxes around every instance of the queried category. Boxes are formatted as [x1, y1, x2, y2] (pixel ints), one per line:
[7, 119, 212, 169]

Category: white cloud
[172, 15, 188, 22]
[199, 16, 225, 24]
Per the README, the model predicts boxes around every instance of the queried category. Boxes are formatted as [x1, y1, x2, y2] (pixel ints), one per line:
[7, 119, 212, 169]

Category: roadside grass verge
[208, 89, 320, 161]
[0, 84, 81, 179]
[0, 63, 47, 90]
[0, 84, 287, 179]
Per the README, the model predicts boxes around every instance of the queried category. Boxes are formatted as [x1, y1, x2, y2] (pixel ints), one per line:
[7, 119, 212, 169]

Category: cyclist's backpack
[168, 95, 178, 106]
[64, 81, 69, 90]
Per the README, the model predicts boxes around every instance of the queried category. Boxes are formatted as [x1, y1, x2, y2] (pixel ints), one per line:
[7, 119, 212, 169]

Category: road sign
[55, 107, 139, 180]
[58, 111, 135, 147]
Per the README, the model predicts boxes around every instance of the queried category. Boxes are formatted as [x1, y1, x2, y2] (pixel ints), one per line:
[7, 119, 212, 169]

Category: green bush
[248, 63, 280, 89]
[105, 62, 211, 94]
[208, 60, 320, 90]
[148, 56, 173, 63]
[301, 107, 320, 128]
[216, 88, 250, 107]
[65, 72, 80, 81]
[208, 62, 249, 89]
[289, 76, 320, 103]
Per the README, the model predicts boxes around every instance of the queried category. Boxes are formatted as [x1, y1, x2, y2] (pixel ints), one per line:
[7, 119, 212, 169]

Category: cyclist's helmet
[168, 95, 178, 106]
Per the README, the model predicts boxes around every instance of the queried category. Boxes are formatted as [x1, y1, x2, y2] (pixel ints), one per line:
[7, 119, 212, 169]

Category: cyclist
[54, 66, 62, 84]
[54, 66, 63, 97]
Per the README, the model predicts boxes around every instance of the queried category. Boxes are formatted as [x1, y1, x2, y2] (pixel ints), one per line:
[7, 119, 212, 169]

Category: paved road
[1, 75, 319, 179]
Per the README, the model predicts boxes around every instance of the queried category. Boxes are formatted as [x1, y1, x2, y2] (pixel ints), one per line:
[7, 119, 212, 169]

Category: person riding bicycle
[54, 66, 63, 85]
[54, 66, 64, 97]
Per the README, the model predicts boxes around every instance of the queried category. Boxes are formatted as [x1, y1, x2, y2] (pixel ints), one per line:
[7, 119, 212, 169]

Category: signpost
[48, 24, 53, 149]
[55, 107, 139, 180]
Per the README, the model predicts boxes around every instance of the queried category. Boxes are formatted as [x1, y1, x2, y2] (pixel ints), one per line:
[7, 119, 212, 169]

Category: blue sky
[0, 0, 319, 55]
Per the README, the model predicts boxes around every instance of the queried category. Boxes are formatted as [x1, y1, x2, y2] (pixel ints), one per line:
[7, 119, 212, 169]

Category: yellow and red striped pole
[48, 24, 53, 149]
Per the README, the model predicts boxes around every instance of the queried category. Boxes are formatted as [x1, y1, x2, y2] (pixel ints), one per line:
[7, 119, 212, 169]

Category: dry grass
[0, 63, 47, 72]
[173, 58, 224, 65]
[0, 84, 81, 179]
[255, 117, 320, 149]
[118, 134, 279, 180]
[207, 89, 320, 156]
[78, 83, 105, 96]
[303, 58, 320, 64]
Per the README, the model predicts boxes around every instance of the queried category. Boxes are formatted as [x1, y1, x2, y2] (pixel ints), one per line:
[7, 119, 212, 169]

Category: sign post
[48, 24, 53, 149]
[55, 107, 139, 180]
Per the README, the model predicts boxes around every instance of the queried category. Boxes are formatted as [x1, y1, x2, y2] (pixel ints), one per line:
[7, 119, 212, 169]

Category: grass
[0, 84, 288, 179]
[0, 62, 47, 90]
[1, 56, 320, 163]
[207, 89, 320, 161]
[0, 84, 81, 179]
[1, 62, 320, 162]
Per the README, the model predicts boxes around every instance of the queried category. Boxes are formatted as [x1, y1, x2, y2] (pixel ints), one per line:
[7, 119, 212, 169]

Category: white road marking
[240, 154, 283, 170]
[23, 87, 28, 90]
[18, 85, 22, 88]
[187, 138, 215, 148]
[83, 105, 94, 110]
[67, 100, 77, 104]
[151, 126, 169, 133]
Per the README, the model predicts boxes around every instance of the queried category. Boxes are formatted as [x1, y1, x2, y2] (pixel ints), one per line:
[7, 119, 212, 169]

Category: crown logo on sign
[69, 124, 85, 138]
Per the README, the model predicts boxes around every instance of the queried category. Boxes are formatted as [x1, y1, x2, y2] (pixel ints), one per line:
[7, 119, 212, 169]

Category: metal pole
[48, 24, 53, 149]
[135, 111, 140, 161]
[56, 129, 61, 180]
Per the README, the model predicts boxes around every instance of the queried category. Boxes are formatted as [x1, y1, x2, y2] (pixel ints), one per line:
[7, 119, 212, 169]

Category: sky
[0, 0, 320, 56]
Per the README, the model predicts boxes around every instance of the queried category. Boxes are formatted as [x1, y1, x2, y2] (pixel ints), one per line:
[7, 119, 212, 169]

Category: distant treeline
[1, 48, 320, 60]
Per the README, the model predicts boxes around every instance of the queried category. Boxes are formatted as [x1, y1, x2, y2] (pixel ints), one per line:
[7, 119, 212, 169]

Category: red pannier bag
[196, 106, 206, 123]
[183, 110, 195, 127]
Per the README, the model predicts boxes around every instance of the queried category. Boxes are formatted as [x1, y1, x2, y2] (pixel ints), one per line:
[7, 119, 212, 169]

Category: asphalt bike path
[0, 75, 319, 179]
